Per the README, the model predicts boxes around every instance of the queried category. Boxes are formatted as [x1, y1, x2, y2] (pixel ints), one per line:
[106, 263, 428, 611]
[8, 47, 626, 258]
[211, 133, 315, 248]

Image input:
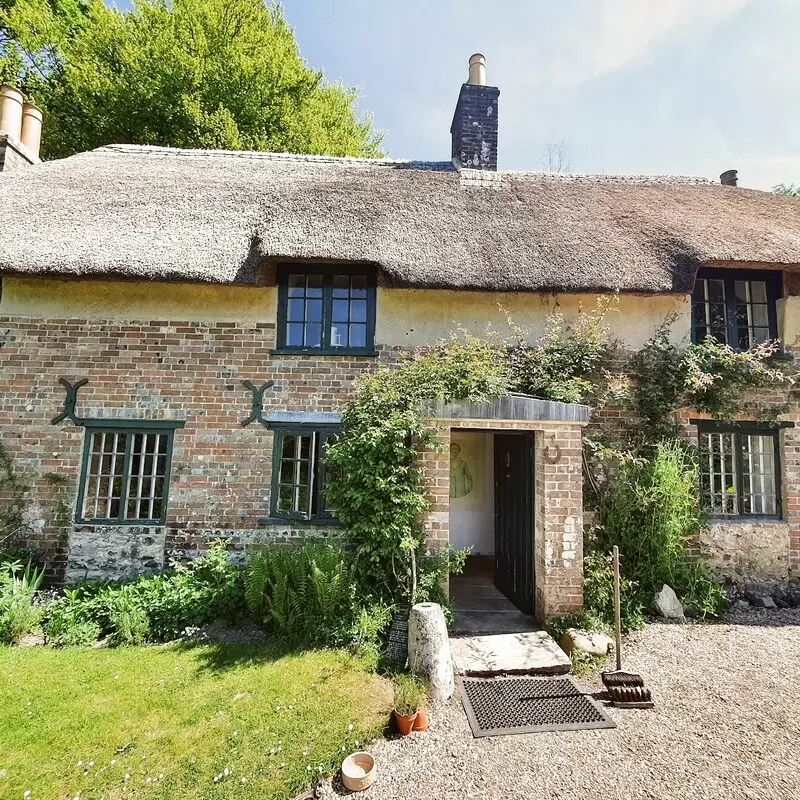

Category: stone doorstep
[449, 631, 572, 677]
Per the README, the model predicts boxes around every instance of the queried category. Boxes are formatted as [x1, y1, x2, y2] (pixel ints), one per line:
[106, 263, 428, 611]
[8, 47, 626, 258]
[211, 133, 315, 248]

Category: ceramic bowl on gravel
[341, 751, 376, 792]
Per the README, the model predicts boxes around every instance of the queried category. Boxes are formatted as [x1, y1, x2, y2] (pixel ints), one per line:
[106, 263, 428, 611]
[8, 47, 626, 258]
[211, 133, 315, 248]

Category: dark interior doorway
[493, 432, 534, 614]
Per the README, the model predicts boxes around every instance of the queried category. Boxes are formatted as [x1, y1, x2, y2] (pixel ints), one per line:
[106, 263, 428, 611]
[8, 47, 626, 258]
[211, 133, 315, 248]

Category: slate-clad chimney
[720, 169, 738, 187]
[451, 53, 499, 171]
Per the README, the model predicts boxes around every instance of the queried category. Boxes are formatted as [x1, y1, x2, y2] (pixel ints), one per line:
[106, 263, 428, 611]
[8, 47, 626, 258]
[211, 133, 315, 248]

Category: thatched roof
[0, 144, 798, 293]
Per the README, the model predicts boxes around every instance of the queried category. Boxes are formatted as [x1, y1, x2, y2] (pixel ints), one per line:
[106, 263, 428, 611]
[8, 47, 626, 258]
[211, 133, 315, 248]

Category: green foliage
[244, 542, 393, 660]
[0, 0, 383, 159]
[682, 336, 790, 418]
[507, 297, 615, 404]
[592, 442, 726, 623]
[392, 672, 427, 715]
[43, 539, 243, 645]
[245, 542, 356, 646]
[0, 559, 44, 643]
[774, 183, 799, 199]
[325, 332, 508, 604]
[106, 585, 151, 646]
[628, 317, 793, 440]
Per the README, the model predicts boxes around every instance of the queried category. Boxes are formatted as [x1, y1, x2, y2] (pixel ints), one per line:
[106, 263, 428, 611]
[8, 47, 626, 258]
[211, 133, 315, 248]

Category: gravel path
[317, 609, 800, 800]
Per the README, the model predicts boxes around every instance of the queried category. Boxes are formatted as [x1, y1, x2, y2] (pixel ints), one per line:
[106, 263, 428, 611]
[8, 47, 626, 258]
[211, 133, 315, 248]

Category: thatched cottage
[0, 56, 798, 621]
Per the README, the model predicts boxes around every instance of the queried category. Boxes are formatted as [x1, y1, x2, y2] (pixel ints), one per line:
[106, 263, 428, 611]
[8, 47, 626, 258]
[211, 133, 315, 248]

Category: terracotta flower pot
[393, 709, 417, 735]
[413, 709, 429, 731]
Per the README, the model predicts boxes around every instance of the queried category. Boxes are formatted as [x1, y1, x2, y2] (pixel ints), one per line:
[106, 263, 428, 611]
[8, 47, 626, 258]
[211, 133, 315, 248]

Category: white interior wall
[448, 430, 494, 554]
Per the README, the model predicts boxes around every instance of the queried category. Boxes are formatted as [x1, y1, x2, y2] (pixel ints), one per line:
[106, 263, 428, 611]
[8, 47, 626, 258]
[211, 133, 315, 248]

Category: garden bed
[0, 641, 391, 799]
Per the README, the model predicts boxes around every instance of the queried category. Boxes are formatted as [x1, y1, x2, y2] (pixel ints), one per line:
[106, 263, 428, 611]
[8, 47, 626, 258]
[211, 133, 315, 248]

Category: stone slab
[450, 631, 572, 676]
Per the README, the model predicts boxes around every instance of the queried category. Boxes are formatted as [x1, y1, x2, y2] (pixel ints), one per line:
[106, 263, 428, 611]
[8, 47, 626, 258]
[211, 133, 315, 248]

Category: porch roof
[424, 394, 590, 424]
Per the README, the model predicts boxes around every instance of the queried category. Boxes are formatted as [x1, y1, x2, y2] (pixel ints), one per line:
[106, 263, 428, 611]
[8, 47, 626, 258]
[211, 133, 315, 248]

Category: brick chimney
[450, 54, 499, 171]
[0, 84, 41, 171]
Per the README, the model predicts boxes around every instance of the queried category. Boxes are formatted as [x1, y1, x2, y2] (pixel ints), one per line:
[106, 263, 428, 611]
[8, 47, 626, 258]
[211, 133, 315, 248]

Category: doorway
[449, 429, 537, 633]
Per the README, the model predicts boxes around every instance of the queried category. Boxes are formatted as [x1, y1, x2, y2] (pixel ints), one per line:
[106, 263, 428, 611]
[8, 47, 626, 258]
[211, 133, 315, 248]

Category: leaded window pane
[272, 427, 340, 521]
[80, 427, 176, 523]
[279, 269, 373, 351]
[698, 427, 779, 517]
[692, 271, 778, 350]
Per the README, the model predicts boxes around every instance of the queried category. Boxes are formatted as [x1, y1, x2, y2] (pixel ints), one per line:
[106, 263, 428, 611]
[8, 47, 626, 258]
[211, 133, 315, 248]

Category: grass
[0, 641, 391, 800]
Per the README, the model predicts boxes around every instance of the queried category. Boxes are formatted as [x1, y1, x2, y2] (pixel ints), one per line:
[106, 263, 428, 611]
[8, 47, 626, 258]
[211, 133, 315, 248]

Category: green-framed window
[691, 268, 782, 350]
[696, 422, 782, 518]
[76, 421, 183, 524]
[275, 265, 376, 354]
[270, 425, 339, 522]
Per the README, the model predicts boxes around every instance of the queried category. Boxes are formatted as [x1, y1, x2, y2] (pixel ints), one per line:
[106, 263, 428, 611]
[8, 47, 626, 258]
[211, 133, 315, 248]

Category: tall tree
[0, 0, 383, 159]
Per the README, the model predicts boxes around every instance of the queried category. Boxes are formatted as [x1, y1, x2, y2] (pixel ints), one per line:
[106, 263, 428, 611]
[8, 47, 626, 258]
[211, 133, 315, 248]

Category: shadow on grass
[171, 631, 371, 681]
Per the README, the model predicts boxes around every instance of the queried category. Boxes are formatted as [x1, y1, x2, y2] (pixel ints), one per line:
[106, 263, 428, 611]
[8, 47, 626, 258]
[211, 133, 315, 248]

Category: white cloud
[502, 0, 750, 89]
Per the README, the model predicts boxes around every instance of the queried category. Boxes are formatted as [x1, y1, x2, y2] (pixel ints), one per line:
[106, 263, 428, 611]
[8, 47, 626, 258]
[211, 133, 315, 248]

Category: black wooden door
[494, 433, 534, 614]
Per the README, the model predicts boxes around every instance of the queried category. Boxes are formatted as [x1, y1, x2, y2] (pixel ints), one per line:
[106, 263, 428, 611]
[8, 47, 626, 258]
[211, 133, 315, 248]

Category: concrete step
[450, 631, 571, 677]
[450, 609, 539, 636]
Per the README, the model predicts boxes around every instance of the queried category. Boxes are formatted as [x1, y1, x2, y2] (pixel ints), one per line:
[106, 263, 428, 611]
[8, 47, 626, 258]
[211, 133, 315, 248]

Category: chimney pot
[0, 84, 24, 141]
[20, 102, 43, 159]
[720, 169, 738, 187]
[468, 53, 486, 86]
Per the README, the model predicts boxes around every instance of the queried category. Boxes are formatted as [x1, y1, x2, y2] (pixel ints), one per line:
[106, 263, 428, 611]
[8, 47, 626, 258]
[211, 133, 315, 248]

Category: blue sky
[285, 0, 799, 189]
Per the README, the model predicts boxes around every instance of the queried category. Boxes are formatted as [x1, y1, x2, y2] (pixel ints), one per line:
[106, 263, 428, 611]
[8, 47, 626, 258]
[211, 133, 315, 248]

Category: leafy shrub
[107, 586, 151, 646]
[592, 442, 726, 623]
[43, 540, 243, 646]
[245, 542, 356, 645]
[392, 673, 427, 715]
[507, 297, 615, 405]
[0, 560, 44, 644]
[244, 542, 395, 658]
[628, 318, 794, 441]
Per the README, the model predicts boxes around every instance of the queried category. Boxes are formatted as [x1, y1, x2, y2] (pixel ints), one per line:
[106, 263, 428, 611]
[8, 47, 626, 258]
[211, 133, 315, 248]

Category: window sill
[257, 516, 341, 528]
[270, 348, 378, 358]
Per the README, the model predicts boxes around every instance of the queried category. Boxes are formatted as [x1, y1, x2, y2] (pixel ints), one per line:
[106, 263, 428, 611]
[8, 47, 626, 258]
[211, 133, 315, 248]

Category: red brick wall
[0, 316, 386, 578]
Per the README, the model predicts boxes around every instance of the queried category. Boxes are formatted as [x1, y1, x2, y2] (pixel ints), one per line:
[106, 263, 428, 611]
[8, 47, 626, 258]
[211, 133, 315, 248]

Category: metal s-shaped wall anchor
[51, 377, 89, 425]
[241, 380, 275, 427]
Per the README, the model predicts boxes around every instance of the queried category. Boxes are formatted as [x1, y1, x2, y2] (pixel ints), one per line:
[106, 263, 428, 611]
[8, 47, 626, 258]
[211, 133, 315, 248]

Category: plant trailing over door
[324, 331, 510, 605]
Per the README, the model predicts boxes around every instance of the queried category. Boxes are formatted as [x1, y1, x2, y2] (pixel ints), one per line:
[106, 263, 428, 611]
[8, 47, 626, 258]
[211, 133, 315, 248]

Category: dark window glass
[691, 270, 780, 349]
[697, 425, 780, 517]
[278, 268, 375, 352]
[79, 427, 177, 523]
[271, 427, 340, 521]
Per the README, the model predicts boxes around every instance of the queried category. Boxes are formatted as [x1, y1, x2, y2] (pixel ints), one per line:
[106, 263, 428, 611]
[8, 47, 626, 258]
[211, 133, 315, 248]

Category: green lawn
[0, 642, 391, 800]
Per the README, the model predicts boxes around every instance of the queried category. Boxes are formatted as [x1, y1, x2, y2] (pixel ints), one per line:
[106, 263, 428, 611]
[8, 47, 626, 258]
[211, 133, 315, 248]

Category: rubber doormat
[457, 675, 616, 737]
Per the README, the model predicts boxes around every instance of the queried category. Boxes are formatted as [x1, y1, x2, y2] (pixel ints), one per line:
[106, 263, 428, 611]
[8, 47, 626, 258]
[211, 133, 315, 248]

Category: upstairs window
[691, 268, 781, 350]
[697, 422, 781, 517]
[77, 421, 182, 524]
[270, 425, 339, 522]
[276, 266, 376, 354]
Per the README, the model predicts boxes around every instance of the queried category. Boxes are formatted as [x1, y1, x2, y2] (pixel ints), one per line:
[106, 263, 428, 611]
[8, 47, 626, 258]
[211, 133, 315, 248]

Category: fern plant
[244, 542, 357, 645]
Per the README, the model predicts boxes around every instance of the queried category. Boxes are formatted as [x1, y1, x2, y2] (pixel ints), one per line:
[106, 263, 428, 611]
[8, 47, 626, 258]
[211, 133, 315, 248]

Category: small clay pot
[393, 709, 417, 735]
[413, 709, 429, 731]
[341, 750, 375, 792]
